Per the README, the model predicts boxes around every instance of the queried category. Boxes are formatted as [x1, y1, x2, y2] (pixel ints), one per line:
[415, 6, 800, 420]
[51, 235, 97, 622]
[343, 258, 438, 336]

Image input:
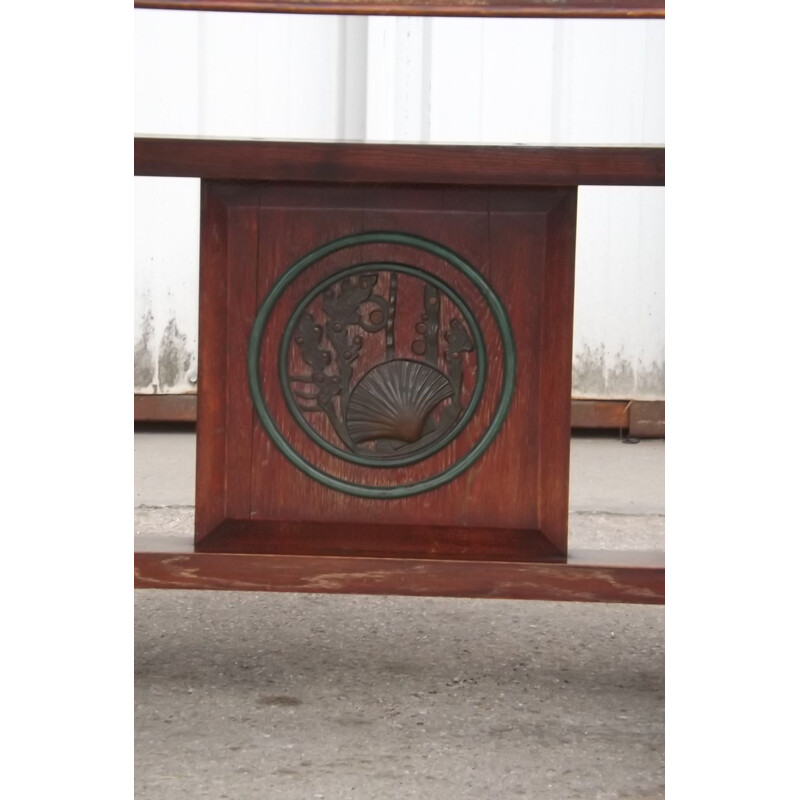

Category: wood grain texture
[134, 393, 197, 422]
[198, 519, 565, 561]
[571, 399, 630, 429]
[536, 188, 577, 546]
[200, 182, 574, 558]
[134, 139, 665, 188]
[629, 400, 665, 438]
[135, 536, 665, 604]
[224, 191, 260, 522]
[194, 183, 229, 540]
[134, 1, 665, 18]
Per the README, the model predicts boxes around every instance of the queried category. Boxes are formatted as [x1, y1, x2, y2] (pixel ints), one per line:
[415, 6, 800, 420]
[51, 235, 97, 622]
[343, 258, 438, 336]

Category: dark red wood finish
[537, 188, 577, 539]
[135, 536, 664, 604]
[135, 0, 665, 606]
[195, 184, 234, 536]
[134, 138, 664, 188]
[198, 520, 566, 561]
[135, 1, 664, 18]
[196, 180, 576, 560]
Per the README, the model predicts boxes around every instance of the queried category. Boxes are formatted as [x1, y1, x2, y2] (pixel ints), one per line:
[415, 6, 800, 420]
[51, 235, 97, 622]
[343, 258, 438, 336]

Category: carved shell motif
[345, 360, 454, 445]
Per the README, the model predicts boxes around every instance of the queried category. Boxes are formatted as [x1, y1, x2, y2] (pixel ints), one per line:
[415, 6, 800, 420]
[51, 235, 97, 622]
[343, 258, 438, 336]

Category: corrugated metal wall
[135, 11, 664, 399]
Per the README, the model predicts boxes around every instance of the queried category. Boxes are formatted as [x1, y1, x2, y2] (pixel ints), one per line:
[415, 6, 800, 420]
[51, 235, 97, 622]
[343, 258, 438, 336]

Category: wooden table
[134, 1, 665, 605]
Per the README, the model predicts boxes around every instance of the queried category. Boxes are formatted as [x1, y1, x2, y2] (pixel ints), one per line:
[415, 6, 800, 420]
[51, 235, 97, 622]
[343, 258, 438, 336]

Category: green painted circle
[279, 262, 487, 468]
[247, 231, 516, 499]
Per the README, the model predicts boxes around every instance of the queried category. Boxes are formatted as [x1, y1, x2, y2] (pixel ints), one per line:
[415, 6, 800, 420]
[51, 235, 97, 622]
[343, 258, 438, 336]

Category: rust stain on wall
[635, 360, 666, 397]
[158, 318, 193, 389]
[573, 344, 664, 400]
[606, 354, 635, 397]
[573, 344, 607, 397]
[134, 309, 156, 390]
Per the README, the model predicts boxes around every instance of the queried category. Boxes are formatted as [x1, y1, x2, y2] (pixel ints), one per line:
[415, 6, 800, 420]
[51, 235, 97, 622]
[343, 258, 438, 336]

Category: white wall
[135, 10, 664, 399]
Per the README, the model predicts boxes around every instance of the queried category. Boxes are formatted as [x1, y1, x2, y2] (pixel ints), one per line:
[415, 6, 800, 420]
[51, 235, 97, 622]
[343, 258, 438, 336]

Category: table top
[135, 136, 665, 187]
[134, 1, 665, 20]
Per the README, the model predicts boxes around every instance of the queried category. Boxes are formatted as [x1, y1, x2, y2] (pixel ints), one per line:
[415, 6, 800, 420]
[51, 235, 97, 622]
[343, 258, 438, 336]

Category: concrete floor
[135, 431, 664, 799]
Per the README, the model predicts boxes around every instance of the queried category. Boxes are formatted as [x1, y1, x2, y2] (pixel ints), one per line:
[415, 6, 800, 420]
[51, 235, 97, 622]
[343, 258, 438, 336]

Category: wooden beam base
[570, 399, 630, 429]
[135, 393, 198, 423]
[629, 400, 666, 438]
[135, 536, 664, 605]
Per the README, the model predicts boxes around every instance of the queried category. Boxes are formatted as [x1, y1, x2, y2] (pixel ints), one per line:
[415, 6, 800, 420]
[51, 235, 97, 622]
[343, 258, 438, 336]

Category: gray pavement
[135, 431, 664, 799]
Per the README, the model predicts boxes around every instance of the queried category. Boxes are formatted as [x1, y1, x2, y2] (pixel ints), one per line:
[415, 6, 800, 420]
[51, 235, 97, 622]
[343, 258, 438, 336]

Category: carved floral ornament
[248, 232, 516, 499]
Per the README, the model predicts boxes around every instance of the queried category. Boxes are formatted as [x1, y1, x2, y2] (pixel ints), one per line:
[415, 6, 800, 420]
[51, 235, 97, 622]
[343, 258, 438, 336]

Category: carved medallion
[281, 263, 485, 467]
[249, 232, 515, 499]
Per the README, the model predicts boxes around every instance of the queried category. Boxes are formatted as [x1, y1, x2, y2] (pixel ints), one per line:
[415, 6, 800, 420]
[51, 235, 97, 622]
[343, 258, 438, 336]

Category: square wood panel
[196, 181, 576, 562]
